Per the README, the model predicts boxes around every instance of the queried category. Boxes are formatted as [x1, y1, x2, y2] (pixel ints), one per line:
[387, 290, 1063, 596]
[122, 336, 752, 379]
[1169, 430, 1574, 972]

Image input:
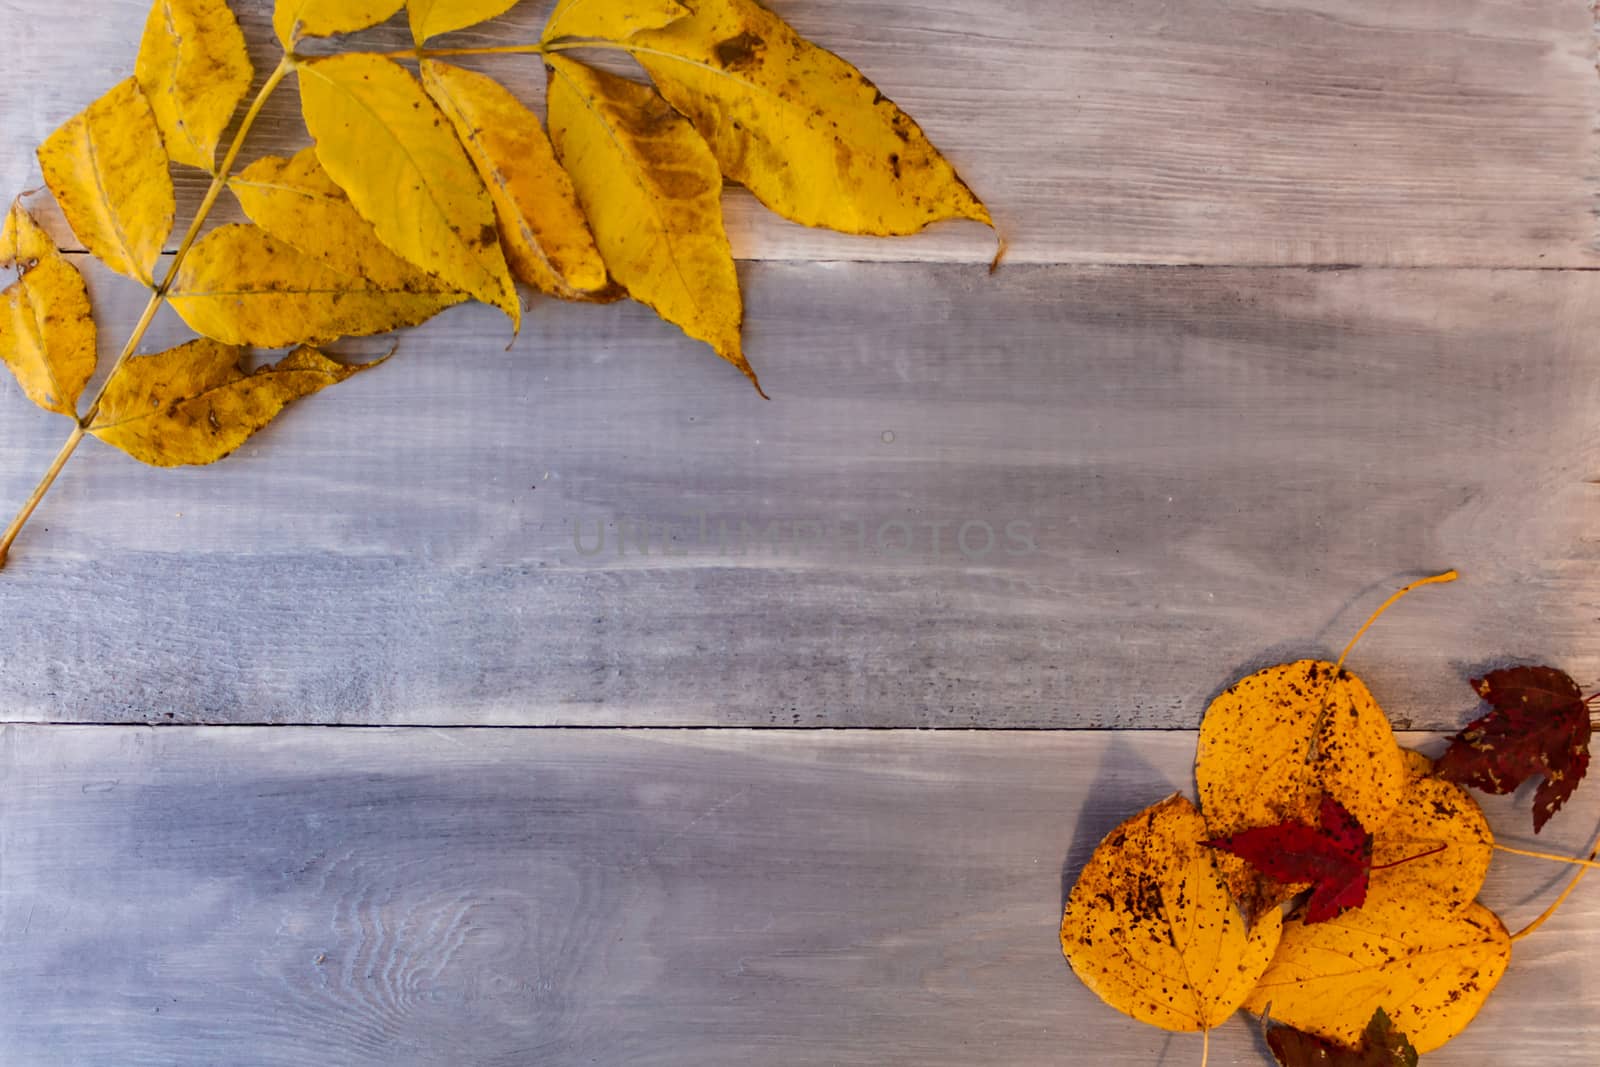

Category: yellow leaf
[37, 78, 175, 286]
[421, 61, 612, 301]
[546, 56, 759, 392]
[135, 0, 254, 171]
[170, 224, 465, 348]
[631, 0, 990, 236]
[1, 200, 57, 266]
[1195, 660, 1407, 916]
[89, 340, 378, 467]
[1061, 794, 1283, 1033]
[297, 53, 520, 327]
[0, 202, 96, 417]
[230, 147, 456, 291]
[1244, 898, 1510, 1054]
[542, 0, 687, 41]
[1365, 750, 1493, 914]
[274, 0, 404, 47]
[407, 0, 520, 43]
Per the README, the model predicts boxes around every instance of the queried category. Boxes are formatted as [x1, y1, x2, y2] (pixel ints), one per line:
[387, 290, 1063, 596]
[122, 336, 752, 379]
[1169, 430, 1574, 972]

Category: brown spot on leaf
[714, 32, 765, 71]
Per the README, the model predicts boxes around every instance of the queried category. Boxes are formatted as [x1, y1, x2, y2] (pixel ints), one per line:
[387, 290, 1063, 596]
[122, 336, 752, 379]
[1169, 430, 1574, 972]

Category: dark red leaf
[1266, 1008, 1420, 1066]
[1434, 665, 1591, 833]
[1204, 794, 1372, 923]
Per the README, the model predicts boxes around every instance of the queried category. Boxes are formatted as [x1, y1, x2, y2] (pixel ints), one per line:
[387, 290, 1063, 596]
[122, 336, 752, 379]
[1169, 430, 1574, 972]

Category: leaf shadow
[1058, 733, 1188, 911]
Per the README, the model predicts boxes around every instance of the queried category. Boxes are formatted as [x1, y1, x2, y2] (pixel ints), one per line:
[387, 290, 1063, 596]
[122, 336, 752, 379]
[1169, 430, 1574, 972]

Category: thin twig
[0, 425, 84, 565]
[0, 55, 293, 569]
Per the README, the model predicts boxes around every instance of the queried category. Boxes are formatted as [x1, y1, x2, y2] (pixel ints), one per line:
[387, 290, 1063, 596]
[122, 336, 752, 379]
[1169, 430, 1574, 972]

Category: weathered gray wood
[0, 725, 1593, 1065]
[1, 260, 1596, 727]
[2, 0, 1597, 267]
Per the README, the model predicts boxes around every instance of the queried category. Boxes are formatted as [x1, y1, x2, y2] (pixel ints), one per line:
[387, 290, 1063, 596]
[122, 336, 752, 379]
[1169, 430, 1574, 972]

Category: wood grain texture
[0, 259, 1595, 727]
[1, 0, 1597, 266]
[0, 725, 1594, 1066]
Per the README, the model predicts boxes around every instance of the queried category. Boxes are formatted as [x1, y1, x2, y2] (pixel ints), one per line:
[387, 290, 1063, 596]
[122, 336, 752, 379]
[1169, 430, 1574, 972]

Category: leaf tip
[732, 355, 768, 399]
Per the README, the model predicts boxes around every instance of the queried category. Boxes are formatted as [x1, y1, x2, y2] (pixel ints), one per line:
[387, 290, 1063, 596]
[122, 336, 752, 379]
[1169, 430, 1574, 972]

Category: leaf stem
[0, 425, 85, 567]
[379, 44, 549, 59]
[1509, 828, 1600, 941]
[1200, 1027, 1209, 1067]
[0, 55, 293, 570]
[1335, 570, 1458, 670]
[371, 38, 636, 61]
[1370, 843, 1447, 870]
[1494, 842, 1600, 871]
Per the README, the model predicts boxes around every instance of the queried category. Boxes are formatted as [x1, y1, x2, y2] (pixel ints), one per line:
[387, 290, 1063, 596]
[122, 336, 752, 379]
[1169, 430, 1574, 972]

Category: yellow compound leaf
[421, 61, 612, 302]
[135, 0, 254, 171]
[37, 78, 175, 286]
[89, 340, 378, 468]
[546, 56, 759, 392]
[170, 224, 464, 348]
[297, 53, 520, 327]
[631, 0, 990, 237]
[1245, 897, 1511, 1054]
[274, 0, 404, 47]
[0, 202, 96, 417]
[1195, 660, 1407, 918]
[1365, 750, 1493, 914]
[542, 0, 688, 42]
[1061, 794, 1283, 1034]
[230, 147, 454, 291]
[408, 0, 520, 43]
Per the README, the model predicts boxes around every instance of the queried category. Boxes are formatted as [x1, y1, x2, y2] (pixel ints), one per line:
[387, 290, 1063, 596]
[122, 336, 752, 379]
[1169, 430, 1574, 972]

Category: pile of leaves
[1060, 572, 1600, 1064]
[0, 0, 991, 565]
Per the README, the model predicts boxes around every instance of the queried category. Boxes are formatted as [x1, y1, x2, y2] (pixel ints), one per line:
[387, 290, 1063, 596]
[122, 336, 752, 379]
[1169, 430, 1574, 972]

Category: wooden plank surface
[4, 2, 1600, 1059]
[0, 259, 1595, 727]
[2, 0, 1597, 266]
[0, 725, 1594, 1066]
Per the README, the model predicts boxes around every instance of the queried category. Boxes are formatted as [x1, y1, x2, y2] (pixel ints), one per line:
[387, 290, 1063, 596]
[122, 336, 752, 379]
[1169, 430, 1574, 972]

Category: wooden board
[5, 1, 1600, 1061]
[0, 725, 1593, 1066]
[1, 0, 1597, 266]
[0, 259, 1596, 727]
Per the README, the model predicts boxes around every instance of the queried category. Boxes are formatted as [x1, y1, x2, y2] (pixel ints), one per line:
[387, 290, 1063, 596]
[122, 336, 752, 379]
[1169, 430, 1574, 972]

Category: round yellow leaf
[1061, 794, 1283, 1033]
[1196, 660, 1406, 914]
[1245, 897, 1510, 1053]
[1366, 750, 1493, 914]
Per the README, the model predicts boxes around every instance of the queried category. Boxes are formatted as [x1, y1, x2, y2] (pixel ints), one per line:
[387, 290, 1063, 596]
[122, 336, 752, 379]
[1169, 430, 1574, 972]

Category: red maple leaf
[1434, 665, 1593, 833]
[1266, 1007, 1419, 1067]
[1204, 794, 1373, 923]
